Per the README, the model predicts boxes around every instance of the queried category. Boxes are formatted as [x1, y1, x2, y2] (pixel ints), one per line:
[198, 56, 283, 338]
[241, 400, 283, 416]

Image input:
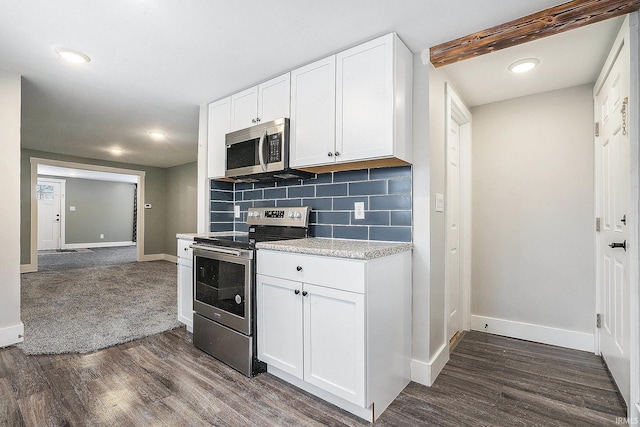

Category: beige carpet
[19, 261, 181, 355]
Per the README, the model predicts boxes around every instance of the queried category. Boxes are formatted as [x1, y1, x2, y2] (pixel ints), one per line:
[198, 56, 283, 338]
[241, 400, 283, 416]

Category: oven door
[192, 246, 253, 335]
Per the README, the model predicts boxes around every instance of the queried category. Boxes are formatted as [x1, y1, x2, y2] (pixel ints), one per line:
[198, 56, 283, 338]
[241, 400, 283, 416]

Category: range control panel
[246, 206, 310, 227]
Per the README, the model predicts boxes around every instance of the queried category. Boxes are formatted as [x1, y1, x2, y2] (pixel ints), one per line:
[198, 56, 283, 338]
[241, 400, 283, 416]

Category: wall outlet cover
[69, 206, 76, 211]
[99, 234, 104, 239]
[234, 205, 241, 218]
[144, 203, 152, 209]
[354, 202, 365, 220]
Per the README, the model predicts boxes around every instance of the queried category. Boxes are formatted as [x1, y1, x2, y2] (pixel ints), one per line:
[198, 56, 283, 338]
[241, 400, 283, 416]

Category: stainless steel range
[190, 206, 311, 377]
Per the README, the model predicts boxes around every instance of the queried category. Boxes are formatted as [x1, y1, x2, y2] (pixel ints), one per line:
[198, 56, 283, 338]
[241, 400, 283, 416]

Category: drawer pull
[296, 266, 303, 271]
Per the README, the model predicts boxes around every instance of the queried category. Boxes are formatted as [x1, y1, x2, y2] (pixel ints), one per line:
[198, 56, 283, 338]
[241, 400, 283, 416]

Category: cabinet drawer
[177, 239, 193, 259]
[257, 250, 365, 294]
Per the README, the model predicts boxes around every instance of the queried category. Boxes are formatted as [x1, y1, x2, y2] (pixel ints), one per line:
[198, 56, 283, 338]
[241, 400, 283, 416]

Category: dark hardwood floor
[0, 328, 625, 426]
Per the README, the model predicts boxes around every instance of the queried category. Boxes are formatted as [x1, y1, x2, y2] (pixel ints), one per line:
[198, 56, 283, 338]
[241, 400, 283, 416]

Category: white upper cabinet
[230, 73, 290, 132]
[290, 33, 412, 169]
[335, 33, 412, 165]
[207, 97, 231, 179]
[290, 56, 336, 168]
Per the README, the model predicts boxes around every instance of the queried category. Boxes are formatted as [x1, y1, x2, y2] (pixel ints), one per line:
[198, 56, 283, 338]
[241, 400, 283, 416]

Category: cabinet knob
[327, 152, 333, 157]
[252, 119, 257, 124]
[334, 151, 340, 157]
[296, 266, 303, 271]
[302, 291, 308, 297]
[256, 117, 261, 122]
[294, 289, 300, 295]
[184, 247, 188, 252]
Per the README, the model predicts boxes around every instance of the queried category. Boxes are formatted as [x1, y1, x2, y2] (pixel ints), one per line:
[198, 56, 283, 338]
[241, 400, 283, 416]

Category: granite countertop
[255, 238, 412, 260]
[176, 231, 248, 240]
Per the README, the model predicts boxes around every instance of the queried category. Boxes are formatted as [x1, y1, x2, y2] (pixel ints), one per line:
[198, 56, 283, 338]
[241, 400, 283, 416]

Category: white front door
[595, 21, 630, 407]
[447, 118, 461, 341]
[37, 179, 62, 250]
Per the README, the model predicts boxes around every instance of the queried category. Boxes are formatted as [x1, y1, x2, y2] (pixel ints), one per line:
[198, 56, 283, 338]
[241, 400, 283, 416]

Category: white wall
[0, 71, 24, 347]
[470, 85, 595, 350]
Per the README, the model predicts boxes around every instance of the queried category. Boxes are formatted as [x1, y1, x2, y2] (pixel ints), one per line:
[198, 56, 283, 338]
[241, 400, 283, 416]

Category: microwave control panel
[267, 133, 282, 163]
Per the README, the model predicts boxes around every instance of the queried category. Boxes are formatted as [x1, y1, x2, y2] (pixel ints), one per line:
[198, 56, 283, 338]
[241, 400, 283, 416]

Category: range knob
[248, 211, 260, 218]
[288, 210, 302, 219]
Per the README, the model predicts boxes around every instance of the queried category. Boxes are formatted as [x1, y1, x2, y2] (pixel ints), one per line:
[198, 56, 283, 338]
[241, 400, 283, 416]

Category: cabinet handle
[334, 151, 340, 157]
[294, 289, 300, 295]
[184, 247, 188, 252]
[256, 117, 261, 122]
[296, 266, 302, 271]
[302, 291, 308, 297]
[327, 152, 333, 157]
[252, 119, 257, 124]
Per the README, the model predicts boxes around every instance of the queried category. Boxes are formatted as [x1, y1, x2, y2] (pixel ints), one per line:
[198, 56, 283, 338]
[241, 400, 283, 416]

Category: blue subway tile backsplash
[209, 165, 412, 242]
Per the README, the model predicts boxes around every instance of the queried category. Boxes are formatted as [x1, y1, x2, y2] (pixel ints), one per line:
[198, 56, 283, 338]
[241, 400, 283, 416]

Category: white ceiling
[442, 16, 625, 107]
[1, 0, 613, 168]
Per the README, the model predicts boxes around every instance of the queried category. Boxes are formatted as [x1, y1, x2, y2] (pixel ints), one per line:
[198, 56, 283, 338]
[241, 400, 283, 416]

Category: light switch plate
[435, 193, 445, 212]
[69, 206, 76, 211]
[234, 205, 241, 218]
[354, 202, 365, 219]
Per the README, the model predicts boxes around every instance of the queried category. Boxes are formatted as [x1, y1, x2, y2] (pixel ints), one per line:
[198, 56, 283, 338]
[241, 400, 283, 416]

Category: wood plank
[0, 328, 627, 425]
[430, 0, 640, 67]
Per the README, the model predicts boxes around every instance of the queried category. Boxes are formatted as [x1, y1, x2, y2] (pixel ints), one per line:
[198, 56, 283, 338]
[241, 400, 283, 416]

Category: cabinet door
[230, 86, 258, 131]
[336, 33, 394, 162]
[258, 73, 290, 124]
[207, 97, 231, 179]
[303, 283, 365, 406]
[177, 259, 193, 330]
[290, 56, 336, 168]
[257, 274, 304, 379]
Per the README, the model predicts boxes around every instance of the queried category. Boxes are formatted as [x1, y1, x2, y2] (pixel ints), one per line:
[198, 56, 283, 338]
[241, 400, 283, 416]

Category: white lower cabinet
[256, 249, 411, 422]
[177, 238, 193, 332]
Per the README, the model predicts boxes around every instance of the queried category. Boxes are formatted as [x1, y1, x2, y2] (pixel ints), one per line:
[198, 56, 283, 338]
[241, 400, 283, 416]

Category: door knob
[621, 214, 626, 225]
[609, 240, 626, 251]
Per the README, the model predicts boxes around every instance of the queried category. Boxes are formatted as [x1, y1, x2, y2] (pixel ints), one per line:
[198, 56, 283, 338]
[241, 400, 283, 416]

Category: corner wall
[165, 162, 197, 256]
[0, 71, 24, 347]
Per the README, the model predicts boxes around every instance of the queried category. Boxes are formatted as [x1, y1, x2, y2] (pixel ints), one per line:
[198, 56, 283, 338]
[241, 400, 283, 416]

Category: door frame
[444, 82, 472, 342]
[23, 157, 147, 273]
[593, 13, 640, 420]
[36, 177, 66, 250]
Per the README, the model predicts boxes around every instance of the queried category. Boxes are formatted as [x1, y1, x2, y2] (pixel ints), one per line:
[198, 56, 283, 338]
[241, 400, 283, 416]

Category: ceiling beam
[429, 0, 640, 68]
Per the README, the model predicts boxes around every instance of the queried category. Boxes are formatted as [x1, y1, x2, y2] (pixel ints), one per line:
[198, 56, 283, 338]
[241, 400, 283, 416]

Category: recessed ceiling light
[53, 46, 91, 64]
[109, 148, 123, 155]
[508, 58, 540, 74]
[148, 131, 166, 140]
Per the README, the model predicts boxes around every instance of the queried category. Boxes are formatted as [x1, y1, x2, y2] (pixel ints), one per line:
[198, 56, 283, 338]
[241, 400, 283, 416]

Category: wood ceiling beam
[429, 0, 640, 68]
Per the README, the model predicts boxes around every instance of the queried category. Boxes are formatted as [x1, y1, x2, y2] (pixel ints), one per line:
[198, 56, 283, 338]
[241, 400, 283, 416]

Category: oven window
[195, 257, 246, 318]
[226, 138, 259, 170]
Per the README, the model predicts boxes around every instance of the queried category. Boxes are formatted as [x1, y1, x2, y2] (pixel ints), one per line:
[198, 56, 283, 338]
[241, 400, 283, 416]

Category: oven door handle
[258, 130, 268, 172]
[191, 244, 251, 258]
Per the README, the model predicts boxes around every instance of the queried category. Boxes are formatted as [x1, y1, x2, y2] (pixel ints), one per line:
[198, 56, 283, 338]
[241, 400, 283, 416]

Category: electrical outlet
[234, 205, 241, 219]
[100, 234, 104, 239]
[354, 202, 365, 220]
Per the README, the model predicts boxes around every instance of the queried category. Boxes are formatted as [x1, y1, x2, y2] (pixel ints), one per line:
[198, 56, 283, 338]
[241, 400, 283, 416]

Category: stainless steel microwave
[224, 118, 313, 182]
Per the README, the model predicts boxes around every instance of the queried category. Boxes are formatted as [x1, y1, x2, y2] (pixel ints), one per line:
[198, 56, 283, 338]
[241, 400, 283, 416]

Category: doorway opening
[26, 157, 146, 273]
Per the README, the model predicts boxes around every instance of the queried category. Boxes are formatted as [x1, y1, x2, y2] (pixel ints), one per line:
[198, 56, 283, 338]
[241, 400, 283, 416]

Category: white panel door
[230, 86, 258, 131]
[256, 274, 304, 379]
[303, 283, 365, 406]
[258, 73, 290, 124]
[447, 118, 461, 341]
[336, 34, 393, 162]
[207, 97, 231, 179]
[290, 55, 336, 167]
[595, 27, 630, 407]
[37, 180, 61, 250]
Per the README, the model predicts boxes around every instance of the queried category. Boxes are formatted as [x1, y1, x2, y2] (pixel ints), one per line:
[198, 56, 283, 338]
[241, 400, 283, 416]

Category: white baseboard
[63, 241, 136, 249]
[411, 343, 449, 386]
[139, 253, 177, 263]
[0, 322, 24, 348]
[471, 315, 594, 352]
[20, 263, 36, 273]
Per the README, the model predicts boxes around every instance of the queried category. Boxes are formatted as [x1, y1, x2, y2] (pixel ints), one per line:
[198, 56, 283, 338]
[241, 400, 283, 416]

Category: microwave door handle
[258, 130, 268, 172]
